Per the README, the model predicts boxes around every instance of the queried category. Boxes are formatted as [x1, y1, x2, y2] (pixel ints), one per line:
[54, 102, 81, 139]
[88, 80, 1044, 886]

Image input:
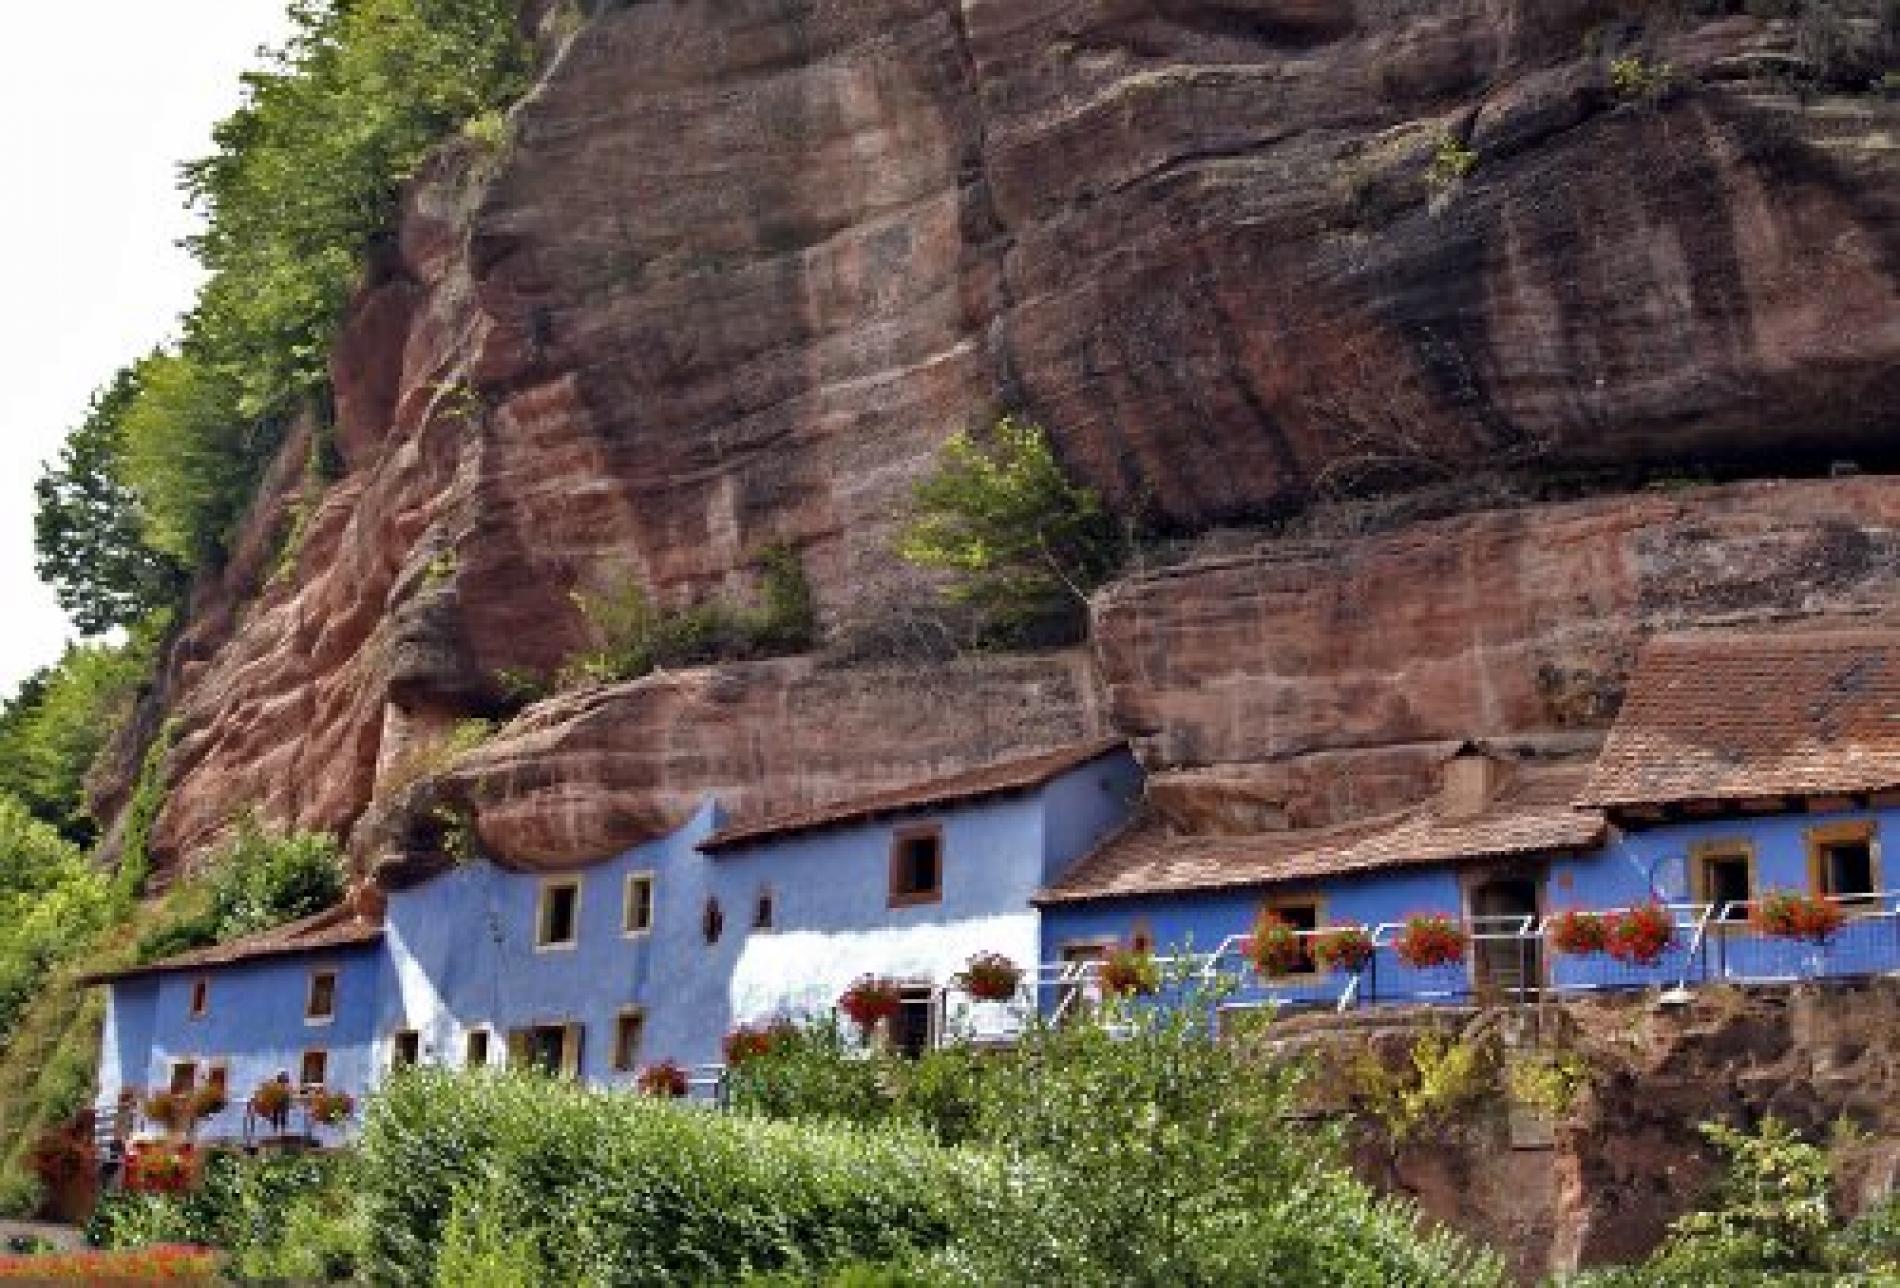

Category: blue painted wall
[380, 799, 722, 1081]
[97, 943, 383, 1142]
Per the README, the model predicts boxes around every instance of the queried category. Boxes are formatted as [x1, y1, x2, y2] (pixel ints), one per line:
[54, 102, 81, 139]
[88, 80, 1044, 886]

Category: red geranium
[1098, 946, 1161, 997]
[308, 1088, 356, 1126]
[636, 1060, 689, 1099]
[1751, 889, 1847, 943]
[1606, 902, 1676, 967]
[955, 951, 1023, 1002]
[1395, 913, 1467, 969]
[27, 1130, 94, 1186]
[250, 1080, 293, 1130]
[1247, 912, 1308, 978]
[1312, 926, 1376, 974]
[837, 976, 904, 1033]
[1548, 908, 1611, 956]
[0, 1244, 220, 1281]
[126, 1142, 196, 1195]
[141, 1090, 192, 1135]
[723, 1021, 799, 1066]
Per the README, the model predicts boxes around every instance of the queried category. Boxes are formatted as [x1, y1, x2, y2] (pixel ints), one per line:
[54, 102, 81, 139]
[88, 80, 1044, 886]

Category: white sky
[0, 4, 292, 700]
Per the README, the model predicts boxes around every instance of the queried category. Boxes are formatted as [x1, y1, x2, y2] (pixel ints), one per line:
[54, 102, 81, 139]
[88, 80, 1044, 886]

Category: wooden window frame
[1806, 820, 1882, 908]
[888, 824, 945, 909]
[610, 1009, 646, 1073]
[536, 878, 583, 951]
[464, 1027, 493, 1069]
[1689, 839, 1758, 924]
[305, 968, 338, 1025]
[1258, 892, 1326, 981]
[299, 1049, 329, 1089]
[188, 976, 210, 1020]
[622, 872, 656, 939]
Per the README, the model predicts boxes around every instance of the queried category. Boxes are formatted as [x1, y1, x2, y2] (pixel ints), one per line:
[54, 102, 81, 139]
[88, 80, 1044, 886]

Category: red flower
[1752, 889, 1845, 944]
[1311, 926, 1376, 974]
[1394, 913, 1467, 969]
[837, 976, 904, 1033]
[636, 1060, 689, 1099]
[1247, 912, 1309, 978]
[1605, 902, 1676, 967]
[1098, 945, 1161, 996]
[954, 951, 1023, 1002]
[723, 1023, 795, 1066]
[308, 1088, 356, 1126]
[1548, 908, 1611, 956]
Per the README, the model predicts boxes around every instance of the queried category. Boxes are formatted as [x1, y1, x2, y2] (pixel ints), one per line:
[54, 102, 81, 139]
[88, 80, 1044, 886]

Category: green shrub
[133, 816, 345, 964]
[0, 638, 153, 846]
[357, 1069, 984, 1285]
[1427, 134, 1478, 187]
[898, 417, 1126, 647]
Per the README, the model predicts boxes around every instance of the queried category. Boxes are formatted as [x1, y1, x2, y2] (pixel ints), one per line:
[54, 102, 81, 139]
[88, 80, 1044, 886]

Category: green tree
[0, 639, 151, 845]
[32, 365, 185, 634]
[899, 417, 1125, 646]
[0, 795, 114, 1038]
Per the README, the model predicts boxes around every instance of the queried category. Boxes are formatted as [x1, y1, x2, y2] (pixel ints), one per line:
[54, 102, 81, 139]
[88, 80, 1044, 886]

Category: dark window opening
[540, 882, 581, 947]
[511, 1023, 580, 1077]
[206, 1065, 228, 1096]
[1819, 840, 1876, 900]
[189, 978, 209, 1018]
[1702, 853, 1753, 919]
[702, 897, 725, 944]
[890, 829, 944, 906]
[169, 1062, 199, 1095]
[306, 970, 337, 1021]
[1264, 900, 1320, 974]
[624, 875, 655, 935]
[465, 1030, 491, 1068]
[891, 988, 934, 1060]
[392, 1030, 421, 1069]
[612, 1012, 645, 1072]
[300, 1050, 328, 1088]
[754, 888, 775, 931]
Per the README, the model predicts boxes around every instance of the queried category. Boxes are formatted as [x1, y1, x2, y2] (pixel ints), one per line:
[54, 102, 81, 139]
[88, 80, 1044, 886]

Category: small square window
[889, 827, 943, 907]
[539, 880, 582, 949]
[466, 1030, 491, 1068]
[188, 978, 210, 1019]
[300, 1049, 329, 1088]
[206, 1065, 229, 1096]
[624, 874, 655, 937]
[1260, 898, 1321, 975]
[1694, 846, 1754, 921]
[611, 1010, 646, 1072]
[306, 970, 338, 1023]
[1820, 841, 1876, 898]
[391, 1030, 421, 1069]
[169, 1061, 199, 1095]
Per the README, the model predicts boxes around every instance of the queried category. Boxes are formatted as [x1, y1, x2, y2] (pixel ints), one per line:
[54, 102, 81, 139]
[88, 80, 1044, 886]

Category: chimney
[1441, 744, 1504, 820]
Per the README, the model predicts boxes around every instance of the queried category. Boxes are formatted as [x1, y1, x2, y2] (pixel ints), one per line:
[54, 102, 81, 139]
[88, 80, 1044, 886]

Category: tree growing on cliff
[899, 417, 1126, 647]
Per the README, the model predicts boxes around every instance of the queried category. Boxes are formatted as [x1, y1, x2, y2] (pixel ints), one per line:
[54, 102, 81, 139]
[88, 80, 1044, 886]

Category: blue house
[89, 738, 1143, 1137]
[89, 900, 387, 1145]
[1039, 631, 1899, 1010]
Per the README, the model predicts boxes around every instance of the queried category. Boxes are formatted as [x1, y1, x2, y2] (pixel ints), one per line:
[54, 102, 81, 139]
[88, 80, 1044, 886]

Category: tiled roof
[1037, 764, 1605, 905]
[83, 905, 382, 985]
[1579, 631, 1900, 809]
[700, 738, 1129, 853]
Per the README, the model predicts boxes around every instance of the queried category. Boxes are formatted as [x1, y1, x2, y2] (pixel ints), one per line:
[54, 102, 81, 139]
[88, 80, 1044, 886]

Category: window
[391, 1030, 421, 1069]
[892, 987, 934, 1060]
[1692, 843, 1754, 921]
[538, 879, 582, 949]
[306, 969, 338, 1023]
[753, 886, 775, 931]
[508, 1023, 583, 1078]
[300, 1049, 329, 1088]
[206, 1065, 229, 1097]
[1810, 823, 1879, 906]
[1260, 896, 1322, 975]
[702, 897, 724, 945]
[465, 1029, 491, 1068]
[623, 873, 656, 937]
[611, 1010, 646, 1072]
[169, 1061, 199, 1095]
[889, 826, 944, 907]
[188, 977, 210, 1019]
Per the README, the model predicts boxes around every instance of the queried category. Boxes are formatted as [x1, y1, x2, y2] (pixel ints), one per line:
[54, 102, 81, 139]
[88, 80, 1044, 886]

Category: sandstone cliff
[95, 0, 1900, 873]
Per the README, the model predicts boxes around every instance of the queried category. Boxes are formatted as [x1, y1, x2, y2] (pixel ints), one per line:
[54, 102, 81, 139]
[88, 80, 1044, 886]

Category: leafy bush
[559, 543, 819, 689]
[0, 638, 153, 846]
[133, 818, 345, 964]
[898, 417, 1126, 647]
[0, 797, 115, 1038]
[357, 1069, 982, 1285]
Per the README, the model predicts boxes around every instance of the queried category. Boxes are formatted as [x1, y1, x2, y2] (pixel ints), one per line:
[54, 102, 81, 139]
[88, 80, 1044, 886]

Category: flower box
[723, 1021, 798, 1066]
[1098, 946, 1160, 997]
[1751, 890, 1845, 944]
[637, 1061, 689, 1099]
[1311, 926, 1376, 974]
[955, 952, 1023, 1002]
[837, 977, 904, 1034]
[141, 1091, 193, 1136]
[1606, 902, 1676, 967]
[250, 1080, 293, 1131]
[1548, 909, 1611, 956]
[1394, 914, 1467, 970]
[1247, 913, 1308, 978]
[308, 1088, 355, 1127]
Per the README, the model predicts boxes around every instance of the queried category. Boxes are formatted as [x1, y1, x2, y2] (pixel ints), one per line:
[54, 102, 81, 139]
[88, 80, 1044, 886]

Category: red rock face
[100, 0, 1900, 872]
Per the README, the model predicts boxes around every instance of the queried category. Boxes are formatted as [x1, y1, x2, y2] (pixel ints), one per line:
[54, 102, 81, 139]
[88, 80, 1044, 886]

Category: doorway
[1467, 875, 1543, 1001]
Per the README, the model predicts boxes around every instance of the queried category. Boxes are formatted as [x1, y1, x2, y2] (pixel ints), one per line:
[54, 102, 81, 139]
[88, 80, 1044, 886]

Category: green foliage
[0, 796, 114, 1040]
[1428, 134, 1478, 187]
[0, 638, 153, 846]
[0, 1170, 43, 1220]
[357, 1068, 982, 1285]
[133, 817, 346, 964]
[382, 718, 495, 795]
[1610, 55, 1676, 102]
[898, 417, 1125, 647]
[1347, 1030, 1493, 1145]
[115, 719, 177, 900]
[560, 544, 820, 690]
[1504, 1049, 1592, 1118]
[32, 365, 186, 635]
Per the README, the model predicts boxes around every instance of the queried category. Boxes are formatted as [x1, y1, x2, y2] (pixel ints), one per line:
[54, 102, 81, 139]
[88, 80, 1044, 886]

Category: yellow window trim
[610, 1007, 646, 1072]
[536, 877, 584, 951]
[1805, 819, 1881, 902]
[305, 967, 339, 1025]
[622, 871, 656, 938]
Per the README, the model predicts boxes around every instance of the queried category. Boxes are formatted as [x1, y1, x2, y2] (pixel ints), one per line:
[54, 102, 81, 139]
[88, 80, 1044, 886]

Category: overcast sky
[0, 4, 291, 700]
